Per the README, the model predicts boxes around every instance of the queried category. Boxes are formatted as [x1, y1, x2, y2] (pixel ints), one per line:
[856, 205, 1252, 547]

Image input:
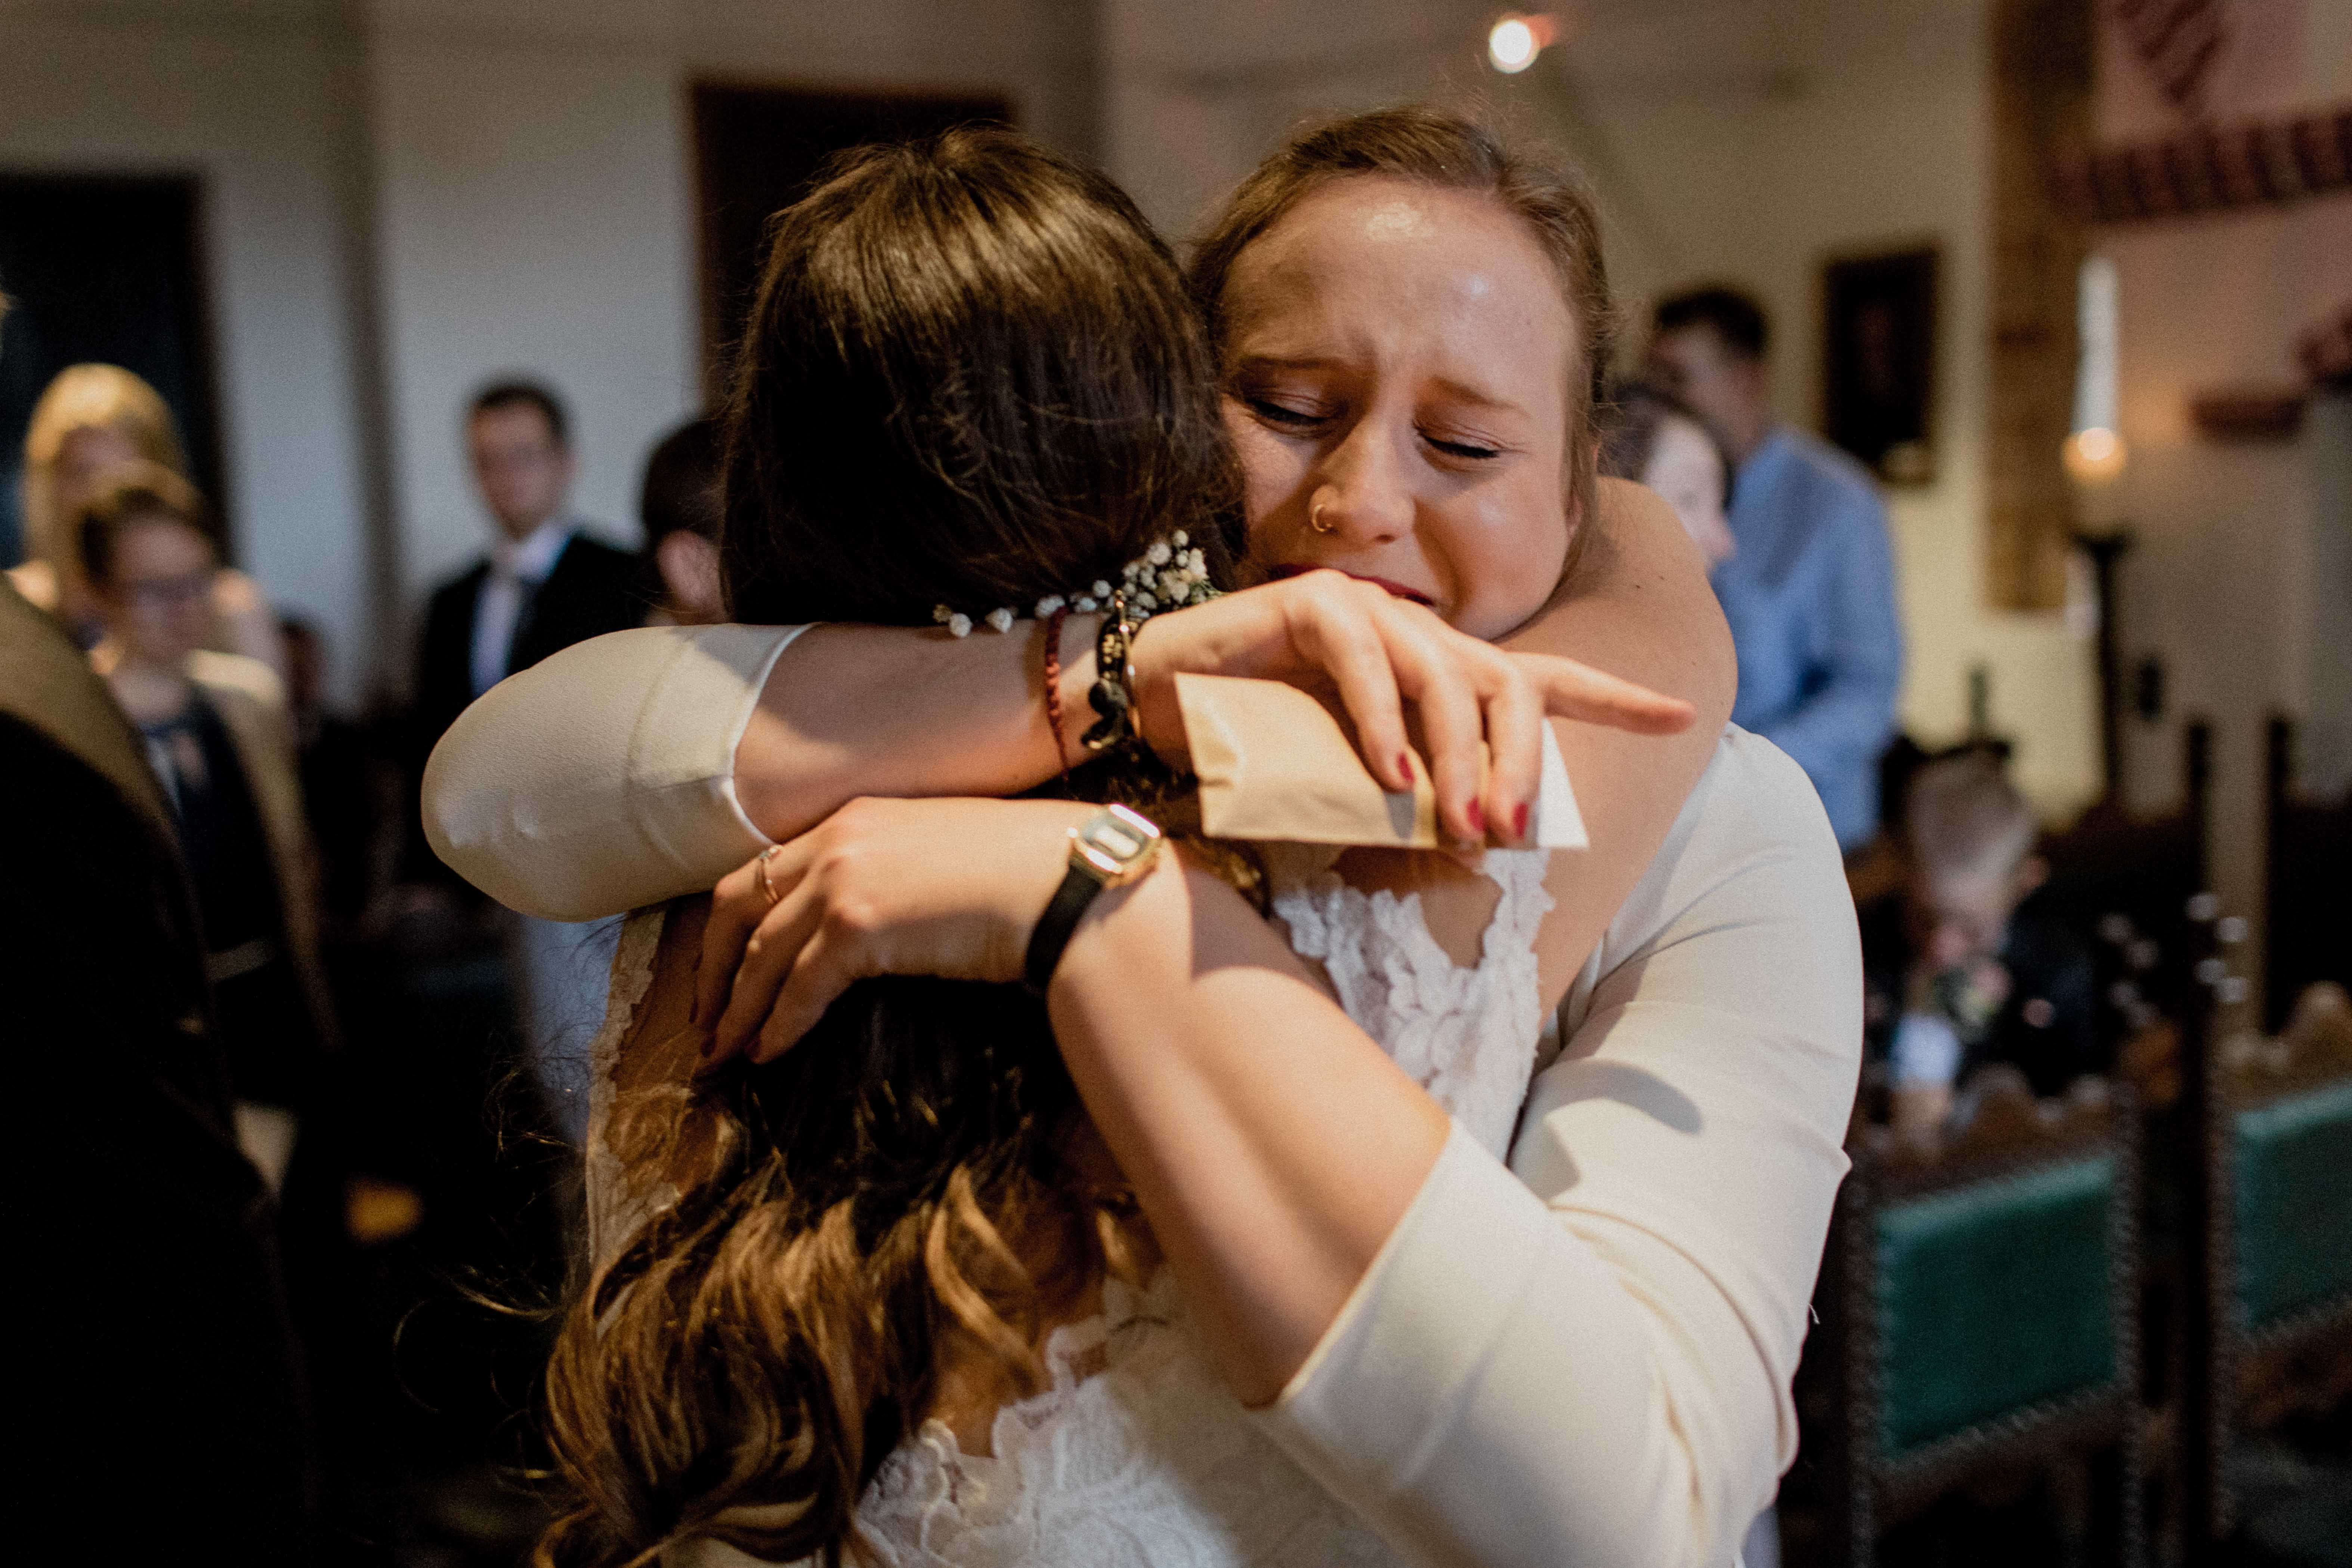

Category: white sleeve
[423, 624, 808, 921]
[1253, 731, 1862, 1568]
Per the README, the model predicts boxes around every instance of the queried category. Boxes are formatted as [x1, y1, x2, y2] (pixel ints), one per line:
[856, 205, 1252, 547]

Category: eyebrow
[1228, 354, 1343, 375]
[1230, 356, 1530, 418]
[1426, 375, 1526, 416]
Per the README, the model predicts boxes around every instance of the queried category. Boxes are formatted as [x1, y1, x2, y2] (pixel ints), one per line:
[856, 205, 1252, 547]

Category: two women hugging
[429, 108, 1861, 1568]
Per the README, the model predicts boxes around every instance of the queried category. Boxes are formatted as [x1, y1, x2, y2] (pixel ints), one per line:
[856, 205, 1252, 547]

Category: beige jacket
[186, 649, 337, 1053]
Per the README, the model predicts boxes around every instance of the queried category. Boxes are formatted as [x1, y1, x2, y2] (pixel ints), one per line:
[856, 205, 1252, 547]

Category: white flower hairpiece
[933, 530, 1215, 636]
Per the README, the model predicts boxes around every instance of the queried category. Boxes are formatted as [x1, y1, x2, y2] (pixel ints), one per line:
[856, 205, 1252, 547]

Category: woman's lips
[1266, 562, 1437, 607]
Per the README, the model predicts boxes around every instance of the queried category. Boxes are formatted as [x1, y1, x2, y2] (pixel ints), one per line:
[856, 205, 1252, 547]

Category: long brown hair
[538, 129, 1238, 1568]
[720, 132, 1241, 626]
[1190, 105, 1619, 537]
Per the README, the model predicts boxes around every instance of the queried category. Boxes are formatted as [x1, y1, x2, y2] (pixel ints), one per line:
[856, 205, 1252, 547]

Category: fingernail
[1514, 802, 1529, 840]
[687, 993, 699, 1025]
[1396, 752, 1414, 783]
[1465, 800, 1485, 835]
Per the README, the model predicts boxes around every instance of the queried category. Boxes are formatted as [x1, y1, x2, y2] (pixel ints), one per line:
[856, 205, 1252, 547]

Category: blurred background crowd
[1, 1, 2345, 1564]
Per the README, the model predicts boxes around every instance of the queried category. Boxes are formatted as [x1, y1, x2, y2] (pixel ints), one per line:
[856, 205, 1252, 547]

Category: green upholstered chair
[2231, 1077, 2352, 1339]
[1812, 1075, 2142, 1566]
[2191, 983, 2352, 1539]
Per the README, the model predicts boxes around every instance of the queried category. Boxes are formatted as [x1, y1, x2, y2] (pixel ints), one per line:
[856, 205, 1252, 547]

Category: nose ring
[1309, 498, 1335, 534]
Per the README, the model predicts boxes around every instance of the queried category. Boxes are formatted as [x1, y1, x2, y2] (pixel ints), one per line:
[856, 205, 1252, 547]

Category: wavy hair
[537, 129, 1239, 1568]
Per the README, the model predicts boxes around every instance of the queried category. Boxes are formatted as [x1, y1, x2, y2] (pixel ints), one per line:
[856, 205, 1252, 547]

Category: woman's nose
[1311, 424, 1414, 546]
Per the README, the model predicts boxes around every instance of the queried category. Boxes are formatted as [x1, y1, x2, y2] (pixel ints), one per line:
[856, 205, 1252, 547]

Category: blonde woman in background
[12, 362, 286, 678]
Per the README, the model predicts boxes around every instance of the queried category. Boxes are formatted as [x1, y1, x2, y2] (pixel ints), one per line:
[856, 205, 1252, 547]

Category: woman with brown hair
[12, 362, 287, 675]
[78, 461, 332, 1187]
[436, 111, 1858, 1568]
[1598, 380, 1739, 566]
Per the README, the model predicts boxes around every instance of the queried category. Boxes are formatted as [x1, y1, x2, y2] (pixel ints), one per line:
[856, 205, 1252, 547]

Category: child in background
[1860, 749, 2100, 1145]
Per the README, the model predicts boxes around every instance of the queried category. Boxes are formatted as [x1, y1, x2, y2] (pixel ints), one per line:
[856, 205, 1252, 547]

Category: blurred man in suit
[413, 380, 642, 1144]
[412, 380, 642, 753]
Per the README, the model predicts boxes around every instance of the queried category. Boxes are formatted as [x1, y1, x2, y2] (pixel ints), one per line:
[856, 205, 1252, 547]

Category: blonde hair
[21, 364, 189, 575]
[1906, 751, 2038, 885]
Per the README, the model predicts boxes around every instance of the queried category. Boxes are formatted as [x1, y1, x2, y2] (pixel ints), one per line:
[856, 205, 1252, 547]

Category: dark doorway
[0, 173, 228, 566]
[690, 81, 1014, 399]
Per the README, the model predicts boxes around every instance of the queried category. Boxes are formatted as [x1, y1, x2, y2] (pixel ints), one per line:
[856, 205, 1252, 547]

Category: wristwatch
[1023, 803, 1165, 995]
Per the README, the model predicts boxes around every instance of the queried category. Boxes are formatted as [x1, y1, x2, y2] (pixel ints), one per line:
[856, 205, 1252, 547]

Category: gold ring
[1310, 498, 1335, 534]
[754, 844, 784, 906]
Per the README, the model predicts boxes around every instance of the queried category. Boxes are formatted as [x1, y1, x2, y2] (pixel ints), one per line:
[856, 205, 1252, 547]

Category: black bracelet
[1023, 805, 1164, 995]
[1081, 590, 1140, 754]
[1024, 862, 1110, 995]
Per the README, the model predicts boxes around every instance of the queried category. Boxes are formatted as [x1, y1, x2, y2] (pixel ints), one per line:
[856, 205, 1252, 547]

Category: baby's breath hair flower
[937, 531, 1218, 636]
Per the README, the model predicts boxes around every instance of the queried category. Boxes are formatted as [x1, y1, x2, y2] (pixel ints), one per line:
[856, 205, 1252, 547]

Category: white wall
[368, 0, 1104, 672]
[367, 22, 697, 607]
[1, 0, 378, 704]
[1103, 0, 1493, 238]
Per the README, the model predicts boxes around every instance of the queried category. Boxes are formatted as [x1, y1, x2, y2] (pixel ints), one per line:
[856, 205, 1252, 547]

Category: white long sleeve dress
[425, 625, 1863, 1568]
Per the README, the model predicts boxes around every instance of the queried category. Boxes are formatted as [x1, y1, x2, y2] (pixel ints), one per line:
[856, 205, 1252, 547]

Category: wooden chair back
[2198, 984, 2352, 1513]
[1811, 1073, 2144, 1565]
[2263, 716, 2350, 1032]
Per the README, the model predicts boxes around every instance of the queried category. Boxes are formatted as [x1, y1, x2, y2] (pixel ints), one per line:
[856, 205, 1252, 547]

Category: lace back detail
[1271, 847, 1554, 1157]
[836, 1272, 1400, 1568]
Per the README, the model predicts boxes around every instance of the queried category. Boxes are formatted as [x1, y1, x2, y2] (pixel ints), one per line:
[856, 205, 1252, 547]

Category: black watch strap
[1024, 862, 1108, 996]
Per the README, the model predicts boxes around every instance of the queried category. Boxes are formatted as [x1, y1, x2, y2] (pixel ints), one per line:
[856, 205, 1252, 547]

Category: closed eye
[1424, 432, 1502, 460]
[1247, 396, 1331, 430]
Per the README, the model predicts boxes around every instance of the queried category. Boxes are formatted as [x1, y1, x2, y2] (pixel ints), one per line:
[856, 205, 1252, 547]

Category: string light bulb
[1488, 13, 1560, 73]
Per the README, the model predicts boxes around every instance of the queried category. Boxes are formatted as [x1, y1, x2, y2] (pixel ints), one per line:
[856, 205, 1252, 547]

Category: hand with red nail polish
[1114, 570, 1691, 831]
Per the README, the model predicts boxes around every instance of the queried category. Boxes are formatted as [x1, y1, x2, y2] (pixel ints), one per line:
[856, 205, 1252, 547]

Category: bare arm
[1515, 477, 1736, 999]
[737, 477, 1726, 841]
[423, 478, 1722, 921]
[729, 620, 1072, 839]
[426, 554, 1690, 918]
[1050, 851, 1447, 1397]
[698, 794, 1446, 1398]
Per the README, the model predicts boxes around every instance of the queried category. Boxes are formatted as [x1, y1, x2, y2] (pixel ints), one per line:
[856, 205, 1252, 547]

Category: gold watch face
[1072, 803, 1164, 883]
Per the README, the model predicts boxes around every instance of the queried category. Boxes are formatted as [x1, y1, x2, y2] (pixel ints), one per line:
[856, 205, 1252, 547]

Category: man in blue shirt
[1649, 286, 1904, 851]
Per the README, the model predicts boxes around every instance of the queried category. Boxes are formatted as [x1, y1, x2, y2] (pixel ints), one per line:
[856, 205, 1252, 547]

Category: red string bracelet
[1042, 605, 1074, 780]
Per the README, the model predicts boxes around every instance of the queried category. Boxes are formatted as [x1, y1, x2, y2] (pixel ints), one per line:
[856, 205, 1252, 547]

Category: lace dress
[655, 848, 1558, 1568]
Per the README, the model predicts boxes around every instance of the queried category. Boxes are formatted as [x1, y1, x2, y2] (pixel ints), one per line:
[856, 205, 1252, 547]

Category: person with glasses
[80, 461, 332, 1188]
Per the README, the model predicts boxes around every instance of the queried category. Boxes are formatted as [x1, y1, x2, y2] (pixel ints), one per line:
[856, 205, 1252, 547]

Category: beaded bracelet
[1081, 591, 1141, 754]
